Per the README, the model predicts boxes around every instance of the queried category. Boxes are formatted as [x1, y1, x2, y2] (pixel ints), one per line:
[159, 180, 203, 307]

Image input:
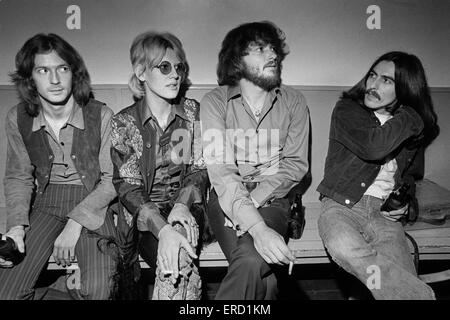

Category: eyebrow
[370, 70, 395, 82]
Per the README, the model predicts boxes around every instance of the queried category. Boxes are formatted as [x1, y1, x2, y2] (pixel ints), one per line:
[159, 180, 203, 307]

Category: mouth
[49, 88, 64, 94]
[366, 89, 381, 101]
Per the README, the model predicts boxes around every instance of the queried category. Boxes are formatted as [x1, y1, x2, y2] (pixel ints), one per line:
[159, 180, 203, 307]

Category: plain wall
[0, 0, 449, 86]
[1, 1, 449, 232]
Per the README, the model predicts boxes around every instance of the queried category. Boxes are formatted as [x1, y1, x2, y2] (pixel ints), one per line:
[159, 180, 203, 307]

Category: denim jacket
[317, 98, 424, 208]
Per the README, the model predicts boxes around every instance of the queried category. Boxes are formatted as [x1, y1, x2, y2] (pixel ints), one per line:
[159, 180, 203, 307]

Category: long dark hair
[343, 51, 440, 147]
[10, 33, 92, 116]
[217, 21, 289, 86]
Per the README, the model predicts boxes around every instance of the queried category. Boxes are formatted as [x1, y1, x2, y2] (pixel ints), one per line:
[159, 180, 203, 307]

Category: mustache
[366, 88, 381, 100]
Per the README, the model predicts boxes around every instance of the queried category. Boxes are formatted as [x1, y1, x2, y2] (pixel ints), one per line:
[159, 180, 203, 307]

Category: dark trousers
[208, 190, 290, 300]
[0, 184, 117, 300]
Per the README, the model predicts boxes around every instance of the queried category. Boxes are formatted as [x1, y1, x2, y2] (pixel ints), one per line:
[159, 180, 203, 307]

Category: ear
[134, 64, 146, 82]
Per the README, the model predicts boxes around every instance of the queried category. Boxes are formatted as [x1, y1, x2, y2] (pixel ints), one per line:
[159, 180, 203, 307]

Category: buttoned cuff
[137, 202, 168, 237]
[232, 199, 264, 235]
[174, 185, 202, 208]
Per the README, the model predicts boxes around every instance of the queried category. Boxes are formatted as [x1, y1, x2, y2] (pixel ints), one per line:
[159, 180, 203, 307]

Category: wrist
[157, 223, 171, 239]
[248, 221, 265, 237]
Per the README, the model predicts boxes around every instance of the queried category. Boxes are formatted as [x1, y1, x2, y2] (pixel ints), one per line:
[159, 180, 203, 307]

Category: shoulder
[201, 86, 227, 105]
[200, 86, 228, 118]
[279, 85, 308, 113]
[182, 98, 200, 121]
[111, 103, 140, 127]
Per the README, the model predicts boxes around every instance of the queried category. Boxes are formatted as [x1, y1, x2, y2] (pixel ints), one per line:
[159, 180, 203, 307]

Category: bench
[48, 179, 450, 289]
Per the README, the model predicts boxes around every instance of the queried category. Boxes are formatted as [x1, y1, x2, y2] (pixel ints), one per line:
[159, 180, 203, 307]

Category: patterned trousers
[0, 184, 117, 300]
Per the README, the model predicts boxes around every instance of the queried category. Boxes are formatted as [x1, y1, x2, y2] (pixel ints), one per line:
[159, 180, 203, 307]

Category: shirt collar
[226, 85, 282, 102]
[139, 98, 189, 126]
[32, 102, 84, 132]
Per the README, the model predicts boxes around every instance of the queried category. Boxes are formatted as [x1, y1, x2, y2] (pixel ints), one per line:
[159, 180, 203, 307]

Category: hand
[53, 219, 83, 267]
[248, 221, 295, 265]
[0, 226, 25, 268]
[167, 203, 199, 248]
[380, 204, 409, 222]
[157, 224, 198, 283]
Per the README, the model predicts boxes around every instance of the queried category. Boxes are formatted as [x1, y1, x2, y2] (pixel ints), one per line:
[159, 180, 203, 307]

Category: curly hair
[217, 21, 289, 86]
[128, 31, 189, 100]
[343, 51, 440, 147]
[9, 33, 92, 117]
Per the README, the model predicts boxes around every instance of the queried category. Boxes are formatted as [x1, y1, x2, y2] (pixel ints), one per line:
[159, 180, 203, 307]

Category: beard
[242, 63, 281, 91]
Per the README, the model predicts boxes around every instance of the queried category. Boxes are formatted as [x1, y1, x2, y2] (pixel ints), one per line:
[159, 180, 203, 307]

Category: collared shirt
[143, 104, 189, 204]
[111, 98, 205, 237]
[4, 102, 116, 231]
[200, 84, 310, 235]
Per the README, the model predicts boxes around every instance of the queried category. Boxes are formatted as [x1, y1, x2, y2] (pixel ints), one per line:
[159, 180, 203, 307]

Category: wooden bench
[48, 199, 450, 288]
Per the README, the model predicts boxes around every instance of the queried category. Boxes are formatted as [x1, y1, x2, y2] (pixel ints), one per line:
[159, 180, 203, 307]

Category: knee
[82, 277, 112, 300]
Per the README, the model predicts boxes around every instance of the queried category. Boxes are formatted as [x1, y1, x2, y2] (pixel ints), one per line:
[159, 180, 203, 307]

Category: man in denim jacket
[317, 51, 439, 299]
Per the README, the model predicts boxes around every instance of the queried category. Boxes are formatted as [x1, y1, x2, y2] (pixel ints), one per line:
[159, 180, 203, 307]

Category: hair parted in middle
[343, 51, 440, 147]
[128, 31, 189, 99]
[217, 21, 289, 86]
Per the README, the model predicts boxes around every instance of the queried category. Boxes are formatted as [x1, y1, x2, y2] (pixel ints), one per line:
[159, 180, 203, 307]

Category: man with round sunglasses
[110, 31, 211, 299]
[200, 21, 310, 299]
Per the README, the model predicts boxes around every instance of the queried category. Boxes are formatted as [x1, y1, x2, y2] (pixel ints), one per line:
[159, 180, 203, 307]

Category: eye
[383, 77, 394, 84]
[58, 66, 71, 73]
[368, 72, 376, 79]
[36, 68, 48, 75]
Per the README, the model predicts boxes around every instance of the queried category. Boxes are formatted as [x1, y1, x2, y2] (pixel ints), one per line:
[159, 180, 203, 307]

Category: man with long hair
[317, 51, 439, 299]
[200, 21, 310, 299]
[0, 33, 117, 299]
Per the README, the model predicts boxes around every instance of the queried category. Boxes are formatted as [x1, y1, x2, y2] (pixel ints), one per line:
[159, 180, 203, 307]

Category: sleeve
[331, 99, 425, 161]
[250, 92, 310, 206]
[174, 99, 209, 207]
[110, 112, 167, 237]
[3, 107, 35, 231]
[200, 92, 263, 234]
[67, 106, 118, 230]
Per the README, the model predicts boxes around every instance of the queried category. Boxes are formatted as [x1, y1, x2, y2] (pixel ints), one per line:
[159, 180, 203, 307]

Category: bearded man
[200, 21, 310, 300]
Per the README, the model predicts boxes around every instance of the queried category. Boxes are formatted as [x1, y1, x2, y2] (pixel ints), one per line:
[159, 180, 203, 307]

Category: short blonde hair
[128, 31, 188, 99]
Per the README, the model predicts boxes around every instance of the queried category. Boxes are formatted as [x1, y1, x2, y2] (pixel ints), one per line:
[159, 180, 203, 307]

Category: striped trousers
[0, 184, 117, 300]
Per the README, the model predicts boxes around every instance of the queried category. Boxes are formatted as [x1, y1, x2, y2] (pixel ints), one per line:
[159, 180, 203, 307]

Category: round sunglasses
[153, 61, 186, 77]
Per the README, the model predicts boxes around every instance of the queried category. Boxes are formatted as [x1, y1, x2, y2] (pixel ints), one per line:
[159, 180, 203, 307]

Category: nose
[50, 70, 60, 84]
[266, 49, 277, 61]
[367, 77, 379, 90]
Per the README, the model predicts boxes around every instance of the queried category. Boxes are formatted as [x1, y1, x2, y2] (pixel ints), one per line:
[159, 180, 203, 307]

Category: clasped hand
[156, 204, 199, 283]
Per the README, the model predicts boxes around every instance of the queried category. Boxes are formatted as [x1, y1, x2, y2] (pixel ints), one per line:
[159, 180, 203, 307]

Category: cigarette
[288, 261, 294, 275]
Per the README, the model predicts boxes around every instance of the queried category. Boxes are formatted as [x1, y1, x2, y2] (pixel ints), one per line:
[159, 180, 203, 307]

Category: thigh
[75, 210, 118, 299]
[318, 198, 376, 264]
[207, 191, 239, 261]
[368, 210, 417, 275]
[0, 207, 65, 299]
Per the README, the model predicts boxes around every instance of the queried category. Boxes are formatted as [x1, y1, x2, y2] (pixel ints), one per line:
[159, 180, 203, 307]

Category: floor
[37, 260, 450, 300]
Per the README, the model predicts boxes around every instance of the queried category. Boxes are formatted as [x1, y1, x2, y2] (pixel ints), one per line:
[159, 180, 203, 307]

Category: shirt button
[44, 175, 49, 179]
[361, 182, 366, 187]
[48, 155, 53, 159]
[71, 155, 76, 159]
[146, 143, 151, 148]
[81, 175, 86, 179]
[345, 199, 350, 205]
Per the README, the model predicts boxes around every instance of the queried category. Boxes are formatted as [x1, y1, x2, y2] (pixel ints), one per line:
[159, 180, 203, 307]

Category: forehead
[160, 48, 181, 63]
[372, 60, 395, 78]
[34, 50, 68, 68]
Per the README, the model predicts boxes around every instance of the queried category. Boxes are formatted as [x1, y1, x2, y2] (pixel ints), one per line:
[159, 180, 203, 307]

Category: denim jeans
[318, 195, 435, 300]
